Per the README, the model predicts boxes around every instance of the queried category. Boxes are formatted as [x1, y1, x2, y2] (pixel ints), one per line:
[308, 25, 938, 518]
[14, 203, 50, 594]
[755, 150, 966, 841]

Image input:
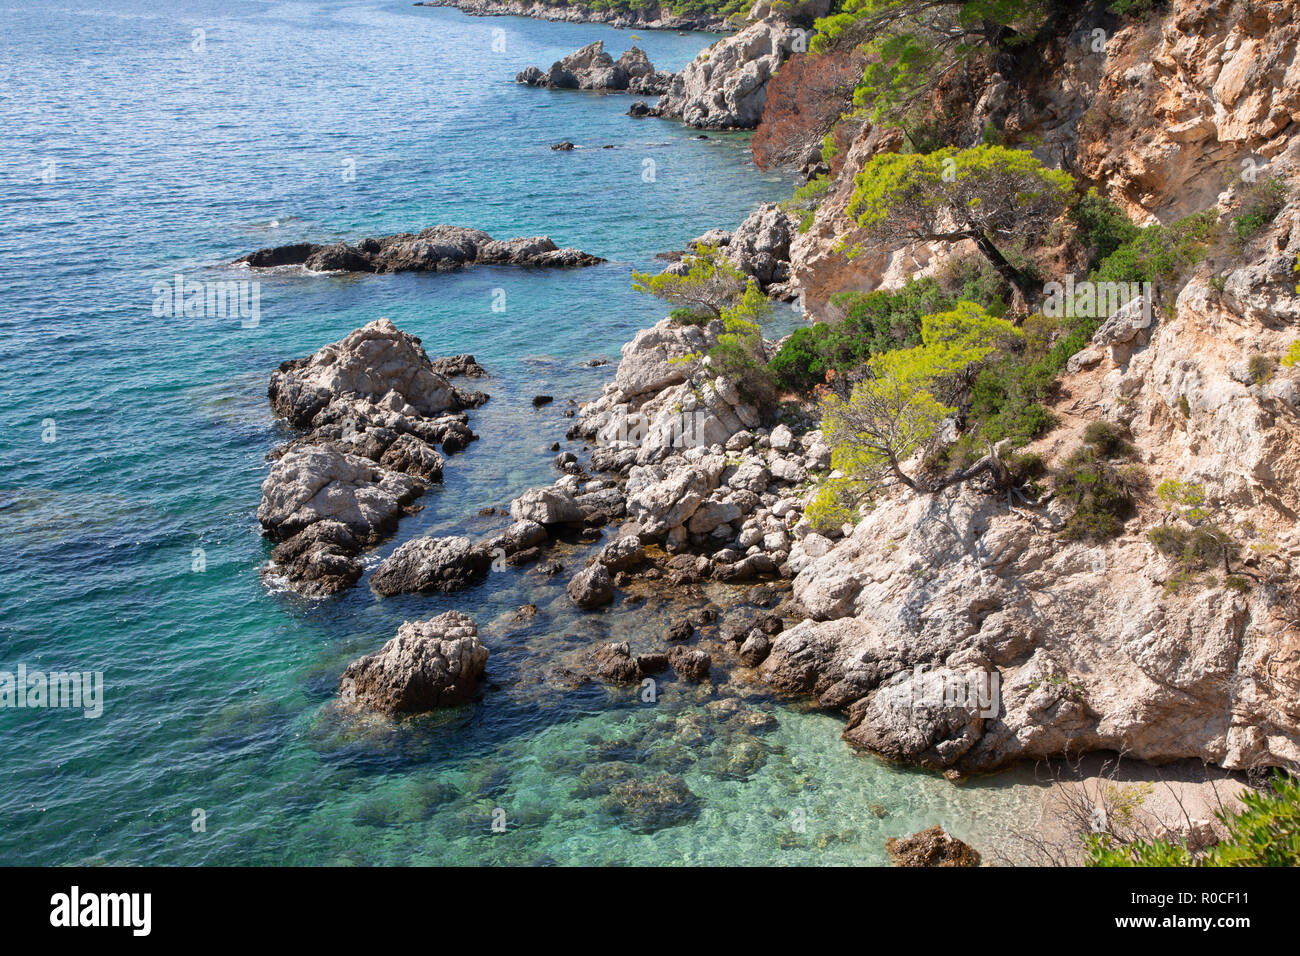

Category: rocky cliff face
[780, 0, 1300, 312]
[748, 0, 1300, 774]
[654, 16, 805, 129]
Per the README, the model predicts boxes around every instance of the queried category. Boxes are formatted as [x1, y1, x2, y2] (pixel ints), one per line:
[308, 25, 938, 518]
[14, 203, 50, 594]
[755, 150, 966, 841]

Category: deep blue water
[0, 0, 1040, 865]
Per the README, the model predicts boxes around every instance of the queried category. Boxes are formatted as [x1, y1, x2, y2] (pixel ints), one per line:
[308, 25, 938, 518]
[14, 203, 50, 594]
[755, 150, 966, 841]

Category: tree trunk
[969, 230, 1032, 315]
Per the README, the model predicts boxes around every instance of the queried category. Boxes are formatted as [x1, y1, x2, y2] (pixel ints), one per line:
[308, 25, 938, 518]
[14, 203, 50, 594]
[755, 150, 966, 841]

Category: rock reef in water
[237, 225, 603, 274]
[517, 41, 673, 95]
[338, 611, 489, 715]
[257, 319, 487, 595]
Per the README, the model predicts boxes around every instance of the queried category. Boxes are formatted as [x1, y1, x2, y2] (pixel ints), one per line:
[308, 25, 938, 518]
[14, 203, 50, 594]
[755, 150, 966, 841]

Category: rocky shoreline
[415, 0, 733, 33]
[246, 0, 1300, 862]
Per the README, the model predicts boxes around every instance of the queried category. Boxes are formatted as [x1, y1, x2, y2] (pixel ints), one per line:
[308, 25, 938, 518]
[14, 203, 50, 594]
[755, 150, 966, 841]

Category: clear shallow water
[0, 0, 1045, 865]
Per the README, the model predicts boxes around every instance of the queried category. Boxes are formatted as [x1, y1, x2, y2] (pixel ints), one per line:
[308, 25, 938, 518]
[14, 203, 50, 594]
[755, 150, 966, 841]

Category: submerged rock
[338, 611, 488, 715]
[885, 826, 981, 868]
[601, 772, 700, 834]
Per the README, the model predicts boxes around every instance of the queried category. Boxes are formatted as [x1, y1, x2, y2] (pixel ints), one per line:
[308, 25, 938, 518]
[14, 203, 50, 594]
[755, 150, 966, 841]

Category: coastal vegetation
[1086, 773, 1300, 867]
[845, 145, 1072, 305]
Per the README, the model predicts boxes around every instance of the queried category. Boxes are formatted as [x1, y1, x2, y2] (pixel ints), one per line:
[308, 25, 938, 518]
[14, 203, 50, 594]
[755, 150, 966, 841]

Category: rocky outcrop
[338, 611, 488, 715]
[886, 827, 981, 867]
[238, 225, 603, 274]
[257, 320, 487, 595]
[654, 17, 804, 129]
[517, 41, 673, 95]
[675, 202, 798, 294]
[415, 0, 732, 32]
[370, 535, 493, 595]
[486, 314, 831, 607]
[268, 319, 484, 428]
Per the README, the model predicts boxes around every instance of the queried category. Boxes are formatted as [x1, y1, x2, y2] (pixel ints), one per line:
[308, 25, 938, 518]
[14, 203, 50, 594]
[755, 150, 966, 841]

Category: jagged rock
[377, 433, 445, 482]
[668, 646, 711, 682]
[726, 203, 797, 289]
[588, 641, 641, 683]
[268, 319, 484, 429]
[655, 18, 804, 130]
[568, 563, 614, 609]
[337, 611, 488, 714]
[258, 444, 423, 545]
[738, 631, 772, 666]
[510, 486, 584, 525]
[428, 353, 487, 378]
[596, 535, 645, 571]
[517, 41, 673, 94]
[886, 826, 981, 867]
[370, 536, 492, 595]
[266, 520, 363, 596]
[239, 226, 603, 274]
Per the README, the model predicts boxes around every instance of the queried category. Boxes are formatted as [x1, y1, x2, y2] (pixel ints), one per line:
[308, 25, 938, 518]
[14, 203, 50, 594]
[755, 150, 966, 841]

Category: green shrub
[1087, 772, 1300, 866]
[1082, 420, 1132, 458]
[1071, 188, 1141, 270]
[767, 277, 957, 392]
[670, 307, 710, 326]
[1231, 177, 1288, 247]
[1248, 353, 1277, 384]
[1108, 0, 1160, 17]
[769, 324, 831, 391]
[1093, 210, 1218, 291]
[1055, 444, 1143, 541]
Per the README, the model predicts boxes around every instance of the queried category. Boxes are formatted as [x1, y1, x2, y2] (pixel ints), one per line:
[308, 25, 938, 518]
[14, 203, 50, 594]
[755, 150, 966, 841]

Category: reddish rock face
[751, 48, 864, 171]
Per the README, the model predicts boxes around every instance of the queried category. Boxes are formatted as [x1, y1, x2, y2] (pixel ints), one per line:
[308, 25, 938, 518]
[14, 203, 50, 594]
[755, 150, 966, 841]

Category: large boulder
[510, 485, 584, 525]
[257, 444, 423, 545]
[370, 535, 493, 595]
[568, 563, 615, 609]
[268, 318, 477, 428]
[338, 611, 488, 715]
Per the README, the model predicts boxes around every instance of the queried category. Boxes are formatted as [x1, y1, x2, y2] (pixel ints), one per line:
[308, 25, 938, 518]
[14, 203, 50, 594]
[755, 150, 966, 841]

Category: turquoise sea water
[0, 0, 1045, 865]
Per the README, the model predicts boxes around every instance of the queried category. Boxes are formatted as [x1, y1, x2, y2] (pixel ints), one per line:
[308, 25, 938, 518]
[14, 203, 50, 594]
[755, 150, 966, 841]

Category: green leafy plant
[1087, 772, 1300, 866]
[846, 145, 1073, 304]
[632, 243, 747, 320]
[1054, 438, 1144, 541]
[813, 301, 1022, 510]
